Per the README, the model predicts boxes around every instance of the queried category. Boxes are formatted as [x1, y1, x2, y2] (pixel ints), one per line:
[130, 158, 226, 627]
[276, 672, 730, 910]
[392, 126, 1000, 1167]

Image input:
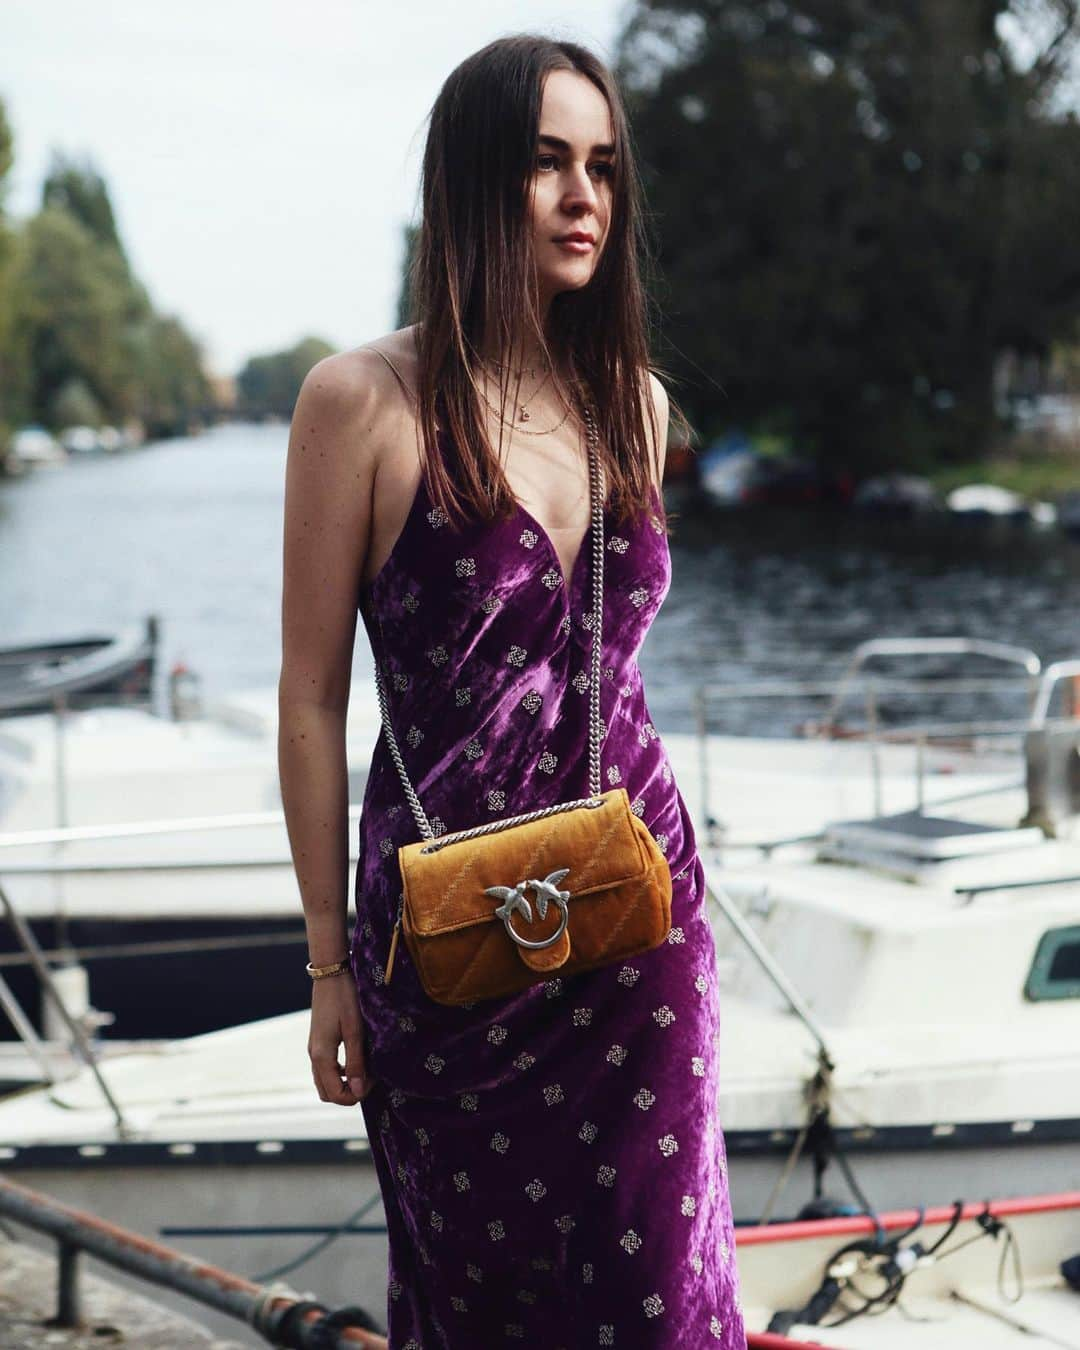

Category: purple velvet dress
[349, 418, 746, 1348]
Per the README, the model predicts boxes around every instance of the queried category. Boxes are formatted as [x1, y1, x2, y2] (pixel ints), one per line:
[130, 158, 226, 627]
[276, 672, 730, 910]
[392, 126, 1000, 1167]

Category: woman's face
[527, 69, 615, 311]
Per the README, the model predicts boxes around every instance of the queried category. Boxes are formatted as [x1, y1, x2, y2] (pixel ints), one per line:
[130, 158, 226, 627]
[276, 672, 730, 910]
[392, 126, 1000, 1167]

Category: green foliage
[6, 206, 137, 425]
[927, 454, 1080, 499]
[42, 149, 126, 258]
[0, 99, 13, 205]
[395, 222, 420, 329]
[49, 375, 104, 428]
[0, 115, 211, 446]
[127, 312, 212, 437]
[236, 336, 337, 417]
[0, 98, 18, 445]
[616, 0, 1080, 475]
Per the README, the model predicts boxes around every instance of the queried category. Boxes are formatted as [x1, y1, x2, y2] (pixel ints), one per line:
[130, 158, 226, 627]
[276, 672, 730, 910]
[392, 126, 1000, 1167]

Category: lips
[555, 232, 595, 244]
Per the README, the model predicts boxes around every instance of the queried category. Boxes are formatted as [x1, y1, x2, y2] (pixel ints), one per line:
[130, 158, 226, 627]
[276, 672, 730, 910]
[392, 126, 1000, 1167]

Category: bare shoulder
[294, 325, 420, 444]
[346, 323, 421, 409]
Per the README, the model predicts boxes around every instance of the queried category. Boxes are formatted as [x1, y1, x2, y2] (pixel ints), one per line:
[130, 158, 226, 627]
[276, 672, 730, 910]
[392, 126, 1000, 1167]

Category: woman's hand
[308, 974, 377, 1105]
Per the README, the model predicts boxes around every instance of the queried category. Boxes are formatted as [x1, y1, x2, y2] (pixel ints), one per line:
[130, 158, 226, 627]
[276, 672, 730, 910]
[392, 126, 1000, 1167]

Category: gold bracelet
[306, 957, 351, 980]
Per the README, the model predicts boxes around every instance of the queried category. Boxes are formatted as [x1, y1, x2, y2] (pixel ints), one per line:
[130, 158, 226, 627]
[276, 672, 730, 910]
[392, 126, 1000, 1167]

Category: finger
[343, 1061, 376, 1100]
[310, 1048, 359, 1106]
[342, 1029, 375, 1094]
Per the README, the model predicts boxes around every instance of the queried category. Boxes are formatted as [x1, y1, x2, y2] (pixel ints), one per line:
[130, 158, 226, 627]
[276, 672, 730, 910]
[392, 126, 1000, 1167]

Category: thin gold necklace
[478, 382, 573, 436]
[487, 355, 550, 381]
[479, 363, 560, 431]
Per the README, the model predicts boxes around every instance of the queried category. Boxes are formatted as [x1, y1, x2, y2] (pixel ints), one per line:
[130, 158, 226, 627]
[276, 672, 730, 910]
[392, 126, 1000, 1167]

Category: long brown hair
[406, 33, 687, 532]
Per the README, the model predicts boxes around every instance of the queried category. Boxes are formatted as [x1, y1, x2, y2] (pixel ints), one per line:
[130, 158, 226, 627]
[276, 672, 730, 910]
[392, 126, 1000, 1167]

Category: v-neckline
[513, 499, 599, 594]
[435, 419, 603, 592]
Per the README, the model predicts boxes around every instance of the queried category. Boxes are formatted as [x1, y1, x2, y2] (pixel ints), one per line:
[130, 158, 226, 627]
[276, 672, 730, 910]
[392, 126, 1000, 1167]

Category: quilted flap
[399, 787, 651, 938]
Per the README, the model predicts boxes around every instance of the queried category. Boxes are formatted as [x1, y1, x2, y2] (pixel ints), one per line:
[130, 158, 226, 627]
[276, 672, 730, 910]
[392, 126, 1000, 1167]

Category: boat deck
[739, 1196, 1080, 1348]
[771, 1283, 1077, 1346]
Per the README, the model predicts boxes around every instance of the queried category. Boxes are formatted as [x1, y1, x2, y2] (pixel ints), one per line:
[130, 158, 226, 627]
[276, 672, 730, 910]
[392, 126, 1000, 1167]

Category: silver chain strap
[372, 400, 605, 851]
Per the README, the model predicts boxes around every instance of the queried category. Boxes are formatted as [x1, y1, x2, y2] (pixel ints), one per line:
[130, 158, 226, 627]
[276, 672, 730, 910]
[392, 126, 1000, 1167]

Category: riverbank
[927, 450, 1080, 500]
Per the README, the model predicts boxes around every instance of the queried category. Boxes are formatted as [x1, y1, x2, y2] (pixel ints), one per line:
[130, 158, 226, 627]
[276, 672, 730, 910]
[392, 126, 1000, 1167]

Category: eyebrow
[537, 133, 616, 156]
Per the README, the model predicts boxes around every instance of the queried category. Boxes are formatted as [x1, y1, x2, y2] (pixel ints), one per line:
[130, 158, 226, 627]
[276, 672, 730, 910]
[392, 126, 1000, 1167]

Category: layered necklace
[478, 354, 572, 437]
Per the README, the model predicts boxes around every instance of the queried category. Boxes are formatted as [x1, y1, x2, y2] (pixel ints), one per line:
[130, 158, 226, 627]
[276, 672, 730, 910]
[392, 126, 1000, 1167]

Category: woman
[278, 33, 746, 1349]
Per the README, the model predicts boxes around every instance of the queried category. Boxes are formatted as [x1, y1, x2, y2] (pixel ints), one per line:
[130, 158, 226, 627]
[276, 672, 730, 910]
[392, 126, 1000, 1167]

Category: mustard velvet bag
[373, 401, 673, 1005]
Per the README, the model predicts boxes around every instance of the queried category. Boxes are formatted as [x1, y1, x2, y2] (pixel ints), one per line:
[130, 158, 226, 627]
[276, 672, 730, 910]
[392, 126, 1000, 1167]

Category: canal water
[3, 421, 1080, 737]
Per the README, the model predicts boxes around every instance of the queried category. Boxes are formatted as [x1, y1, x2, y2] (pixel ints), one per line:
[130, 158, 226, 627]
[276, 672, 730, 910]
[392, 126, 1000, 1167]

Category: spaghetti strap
[366, 345, 417, 407]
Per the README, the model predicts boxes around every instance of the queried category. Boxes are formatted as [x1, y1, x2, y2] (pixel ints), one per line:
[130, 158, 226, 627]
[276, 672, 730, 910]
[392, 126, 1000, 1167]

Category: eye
[535, 153, 615, 180]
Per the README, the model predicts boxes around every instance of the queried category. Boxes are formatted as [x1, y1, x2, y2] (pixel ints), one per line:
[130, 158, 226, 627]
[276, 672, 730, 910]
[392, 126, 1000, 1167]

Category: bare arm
[278, 352, 381, 968]
[646, 370, 671, 489]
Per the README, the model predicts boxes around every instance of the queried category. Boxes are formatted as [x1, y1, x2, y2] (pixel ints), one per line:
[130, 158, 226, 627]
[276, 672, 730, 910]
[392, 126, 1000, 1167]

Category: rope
[766, 1195, 1027, 1335]
[249, 1282, 386, 1344]
[250, 1192, 386, 1283]
[269, 1299, 385, 1348]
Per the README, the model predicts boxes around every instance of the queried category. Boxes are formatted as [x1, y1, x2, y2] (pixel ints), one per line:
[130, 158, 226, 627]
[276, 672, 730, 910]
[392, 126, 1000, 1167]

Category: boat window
[1025, 925, 1080, 1001]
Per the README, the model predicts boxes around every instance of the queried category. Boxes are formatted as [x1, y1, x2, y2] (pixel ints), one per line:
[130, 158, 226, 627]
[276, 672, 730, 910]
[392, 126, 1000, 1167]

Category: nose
[561, 161, 600, 214]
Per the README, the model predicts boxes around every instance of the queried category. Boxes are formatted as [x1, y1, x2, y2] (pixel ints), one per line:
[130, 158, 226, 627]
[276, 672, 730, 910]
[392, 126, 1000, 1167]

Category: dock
[0, 1232, 248, 1348]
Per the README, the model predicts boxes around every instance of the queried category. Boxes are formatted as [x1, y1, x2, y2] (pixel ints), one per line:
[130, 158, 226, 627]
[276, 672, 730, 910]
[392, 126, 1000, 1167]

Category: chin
[545, 266, 597, 295]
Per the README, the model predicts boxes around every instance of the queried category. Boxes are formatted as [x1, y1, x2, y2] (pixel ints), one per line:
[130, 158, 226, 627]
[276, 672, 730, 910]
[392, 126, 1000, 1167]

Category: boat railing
[0, 804, 349, 1088]
[1030, 658, 1080, 726]
[690, 636, 1080, 841]
[0, 802, 357, 1009]
[0, 874, 132, 1117]
[820, 636, 1043, 730]
[0, 801, 364, 853]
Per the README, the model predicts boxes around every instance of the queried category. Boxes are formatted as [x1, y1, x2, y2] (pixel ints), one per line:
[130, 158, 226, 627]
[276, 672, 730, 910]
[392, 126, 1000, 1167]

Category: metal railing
[0, 800, 363, 1082]
[0, 1174, 387, 1348]
[689, 636, 1073, 842]
[820, 637, 1043, 730]
[0, 877, 131, 1113]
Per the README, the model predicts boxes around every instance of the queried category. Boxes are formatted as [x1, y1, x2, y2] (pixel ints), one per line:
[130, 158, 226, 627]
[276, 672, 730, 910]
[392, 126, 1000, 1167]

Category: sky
[1, 0, 628, 378]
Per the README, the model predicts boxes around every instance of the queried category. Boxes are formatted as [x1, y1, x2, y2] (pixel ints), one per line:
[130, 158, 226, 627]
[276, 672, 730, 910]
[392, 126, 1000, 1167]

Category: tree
[5, 206, 136, 427]
[0, 139, 212, 438]
[42, 150, 127, 259]
[236, 336, 337, 418]
[127, 312, 212, 437]
[617, 0, 1080, 472]
[395, 222, 420, 328]
[0, 98, 18, 439]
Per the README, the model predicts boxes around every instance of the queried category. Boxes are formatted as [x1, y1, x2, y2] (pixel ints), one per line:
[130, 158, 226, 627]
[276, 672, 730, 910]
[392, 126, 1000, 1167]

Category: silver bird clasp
[485, 868, 571, 949]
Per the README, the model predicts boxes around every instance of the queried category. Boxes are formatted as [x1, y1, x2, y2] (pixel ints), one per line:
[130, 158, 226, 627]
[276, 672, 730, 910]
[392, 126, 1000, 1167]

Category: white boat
[59, 424, 105, 454]
[0, 680, 385, 1074]
[946, 483, 1030, 520]
[1, 656, 872, 1079]
[3, 654, 933, 1076]
[739, 1191, 1080, 1347]
[0, 614, 158, 715]
[3, 426, 66, 472]
[0, 633, 1076, 1332]
[697, 638, 1080, 1222]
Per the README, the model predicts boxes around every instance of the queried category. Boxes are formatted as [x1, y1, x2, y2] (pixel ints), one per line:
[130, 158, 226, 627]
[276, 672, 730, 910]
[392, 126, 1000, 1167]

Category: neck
[478, 341, 550, 373]
[476, 306, 557, 375]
